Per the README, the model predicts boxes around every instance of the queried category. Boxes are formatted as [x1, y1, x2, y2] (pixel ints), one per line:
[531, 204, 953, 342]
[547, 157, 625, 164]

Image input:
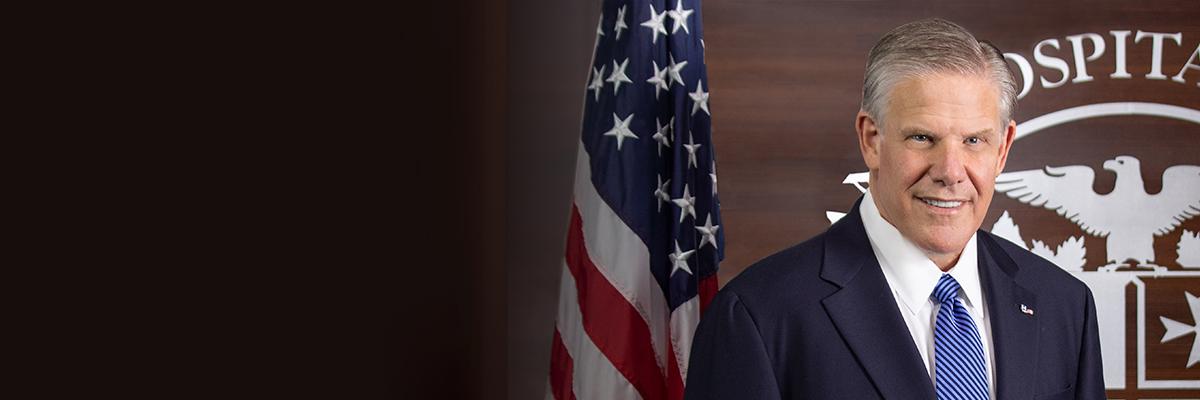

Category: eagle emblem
[994, 156, 1200, 268]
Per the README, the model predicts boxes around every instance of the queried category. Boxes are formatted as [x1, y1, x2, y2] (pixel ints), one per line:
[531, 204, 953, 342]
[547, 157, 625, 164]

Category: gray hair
[861, 18, 1018, 130]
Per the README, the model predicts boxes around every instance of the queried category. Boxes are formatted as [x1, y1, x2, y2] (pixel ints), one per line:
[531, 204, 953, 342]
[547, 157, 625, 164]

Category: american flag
[549, 0, 723, 399]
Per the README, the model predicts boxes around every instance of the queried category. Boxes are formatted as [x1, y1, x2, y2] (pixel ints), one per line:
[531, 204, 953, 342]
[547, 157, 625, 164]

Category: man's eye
[965, 137, 982, 145]
[909, 134, 930, 142]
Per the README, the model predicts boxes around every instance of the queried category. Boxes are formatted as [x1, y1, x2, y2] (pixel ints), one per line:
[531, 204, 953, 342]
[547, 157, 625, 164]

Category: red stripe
[549, 329, 577, 400]
[565, 205, 667, 400]
[666, 327, 685, 400]
[698, 275, 718, 315]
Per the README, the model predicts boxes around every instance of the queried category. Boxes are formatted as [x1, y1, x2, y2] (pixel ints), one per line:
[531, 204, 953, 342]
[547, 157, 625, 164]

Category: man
[684, 18, 1104, 400]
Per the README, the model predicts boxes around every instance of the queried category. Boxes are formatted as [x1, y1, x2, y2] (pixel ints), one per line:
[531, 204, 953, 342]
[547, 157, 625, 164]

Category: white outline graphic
[1136, 274, 1200, 389]
[1016, 102, 1200, 139]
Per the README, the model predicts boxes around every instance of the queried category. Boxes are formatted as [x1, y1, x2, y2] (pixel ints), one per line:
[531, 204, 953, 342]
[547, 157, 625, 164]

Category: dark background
[395, 1, 508, 398]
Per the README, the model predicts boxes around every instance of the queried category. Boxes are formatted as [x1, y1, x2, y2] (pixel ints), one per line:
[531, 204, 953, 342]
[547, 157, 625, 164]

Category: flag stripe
[665, 296, 701, 400]
[554, 260, 643, 398]
[666, 329, 685, 400]
[555, 261, 642, 400]
[668, 296, 700, 384]
[550, 330, 578, 400]
[573, 141, 671, 373]
[567, 205, 667, 400]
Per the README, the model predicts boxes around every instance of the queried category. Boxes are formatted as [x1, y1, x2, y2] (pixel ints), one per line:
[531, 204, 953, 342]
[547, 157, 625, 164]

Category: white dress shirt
[859, 191, 997, 398]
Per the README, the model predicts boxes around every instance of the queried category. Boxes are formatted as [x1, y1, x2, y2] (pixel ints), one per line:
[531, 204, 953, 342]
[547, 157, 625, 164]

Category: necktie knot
[932, 274, 961, 304]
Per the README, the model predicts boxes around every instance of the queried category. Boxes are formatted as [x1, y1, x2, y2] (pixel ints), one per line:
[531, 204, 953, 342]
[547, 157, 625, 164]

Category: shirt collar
[859, 191, 982, 313]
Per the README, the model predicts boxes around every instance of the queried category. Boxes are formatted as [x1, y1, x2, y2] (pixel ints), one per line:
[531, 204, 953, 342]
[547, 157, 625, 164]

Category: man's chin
[912, 235, 971, 259]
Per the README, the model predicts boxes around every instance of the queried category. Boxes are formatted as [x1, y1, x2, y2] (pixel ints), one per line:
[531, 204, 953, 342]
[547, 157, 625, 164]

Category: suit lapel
[978, 233, 1039, 400]
[820, 197, 935, 400]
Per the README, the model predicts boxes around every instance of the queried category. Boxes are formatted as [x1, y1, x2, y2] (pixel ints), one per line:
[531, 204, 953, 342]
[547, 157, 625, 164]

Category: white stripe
[573, 141, 671, 376]
[557, 261, 644, 400]
[669, 296, 700, 383]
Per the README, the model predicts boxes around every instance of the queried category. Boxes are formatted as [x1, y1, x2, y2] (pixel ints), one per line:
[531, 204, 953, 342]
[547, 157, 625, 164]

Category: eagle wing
[1148, 165, 1200, 235]
[994, 166, 1111, 236]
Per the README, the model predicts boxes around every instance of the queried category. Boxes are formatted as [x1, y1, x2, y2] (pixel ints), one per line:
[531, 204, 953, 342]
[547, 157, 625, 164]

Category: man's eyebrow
[965, 128, 995, 137]
[898, 127, 935, 136]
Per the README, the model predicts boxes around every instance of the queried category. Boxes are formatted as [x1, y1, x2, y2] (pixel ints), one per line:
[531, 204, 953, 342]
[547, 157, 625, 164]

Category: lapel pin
[1020, 304, 1034, 316]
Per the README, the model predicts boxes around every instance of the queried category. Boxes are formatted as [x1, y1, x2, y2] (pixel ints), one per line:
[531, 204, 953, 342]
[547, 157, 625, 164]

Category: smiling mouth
[919, 197, 965, 209]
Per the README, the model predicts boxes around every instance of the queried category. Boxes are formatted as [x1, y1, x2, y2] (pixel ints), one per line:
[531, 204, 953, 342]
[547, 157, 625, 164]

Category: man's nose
[929, 145, 967, 187]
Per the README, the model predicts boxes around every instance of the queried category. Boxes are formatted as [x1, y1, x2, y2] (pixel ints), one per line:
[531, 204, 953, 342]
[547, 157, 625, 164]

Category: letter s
[1035, 39, 1071, 89]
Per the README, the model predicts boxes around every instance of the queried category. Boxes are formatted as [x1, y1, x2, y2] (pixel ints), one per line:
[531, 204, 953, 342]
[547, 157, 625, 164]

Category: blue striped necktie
[932, 274, 989, 400]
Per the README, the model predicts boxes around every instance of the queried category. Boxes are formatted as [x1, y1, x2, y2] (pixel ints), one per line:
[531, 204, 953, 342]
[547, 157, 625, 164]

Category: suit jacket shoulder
[718, 232, 833, 308]
[689, 204, 930, 399]
[979, 230, 1093, 306]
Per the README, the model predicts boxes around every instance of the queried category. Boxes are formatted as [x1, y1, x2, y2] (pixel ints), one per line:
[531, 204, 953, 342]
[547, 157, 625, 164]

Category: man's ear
[856, 110, 882, 171]
[995, 119, 1016, 175]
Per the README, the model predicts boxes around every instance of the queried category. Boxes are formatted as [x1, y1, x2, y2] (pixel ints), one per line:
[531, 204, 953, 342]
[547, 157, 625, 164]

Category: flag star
[614, 5, 629, 41]
[1158, 291, 1200, 368]
[666, 0, 694, 34]
[673, 184, 696, 223]
[596, 14, 605, 37]
[653, 175, 671, 212]
[651, 117, 671, 156]
[695, 214, 720, 249]
[603, 113, 639, 150]
[587, 64, 606, 101]
[607, 58, 633, 95]
[689, 81, 710, 116]
[669, 241, 695, 276]
[710, 170, 718, 195]
[667, 54, 688, 87]
[640, 4, 668, 44]
[710, 159, 718, 195]
[683, 132, 702, 168]
[647, 61, 670, 99]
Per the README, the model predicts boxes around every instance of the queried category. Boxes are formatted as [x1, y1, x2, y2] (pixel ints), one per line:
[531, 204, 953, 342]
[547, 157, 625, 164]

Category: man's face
[856, 72, 1015, 266]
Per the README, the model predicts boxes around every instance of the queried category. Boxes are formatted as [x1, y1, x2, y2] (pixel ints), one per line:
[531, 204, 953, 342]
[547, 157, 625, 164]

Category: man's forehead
[888, 73, 1000, 103]
[882, 73, 1005, 133]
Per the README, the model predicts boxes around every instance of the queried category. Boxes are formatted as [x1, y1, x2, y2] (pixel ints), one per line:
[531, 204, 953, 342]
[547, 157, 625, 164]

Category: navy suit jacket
[685, 198, 1105, 399]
